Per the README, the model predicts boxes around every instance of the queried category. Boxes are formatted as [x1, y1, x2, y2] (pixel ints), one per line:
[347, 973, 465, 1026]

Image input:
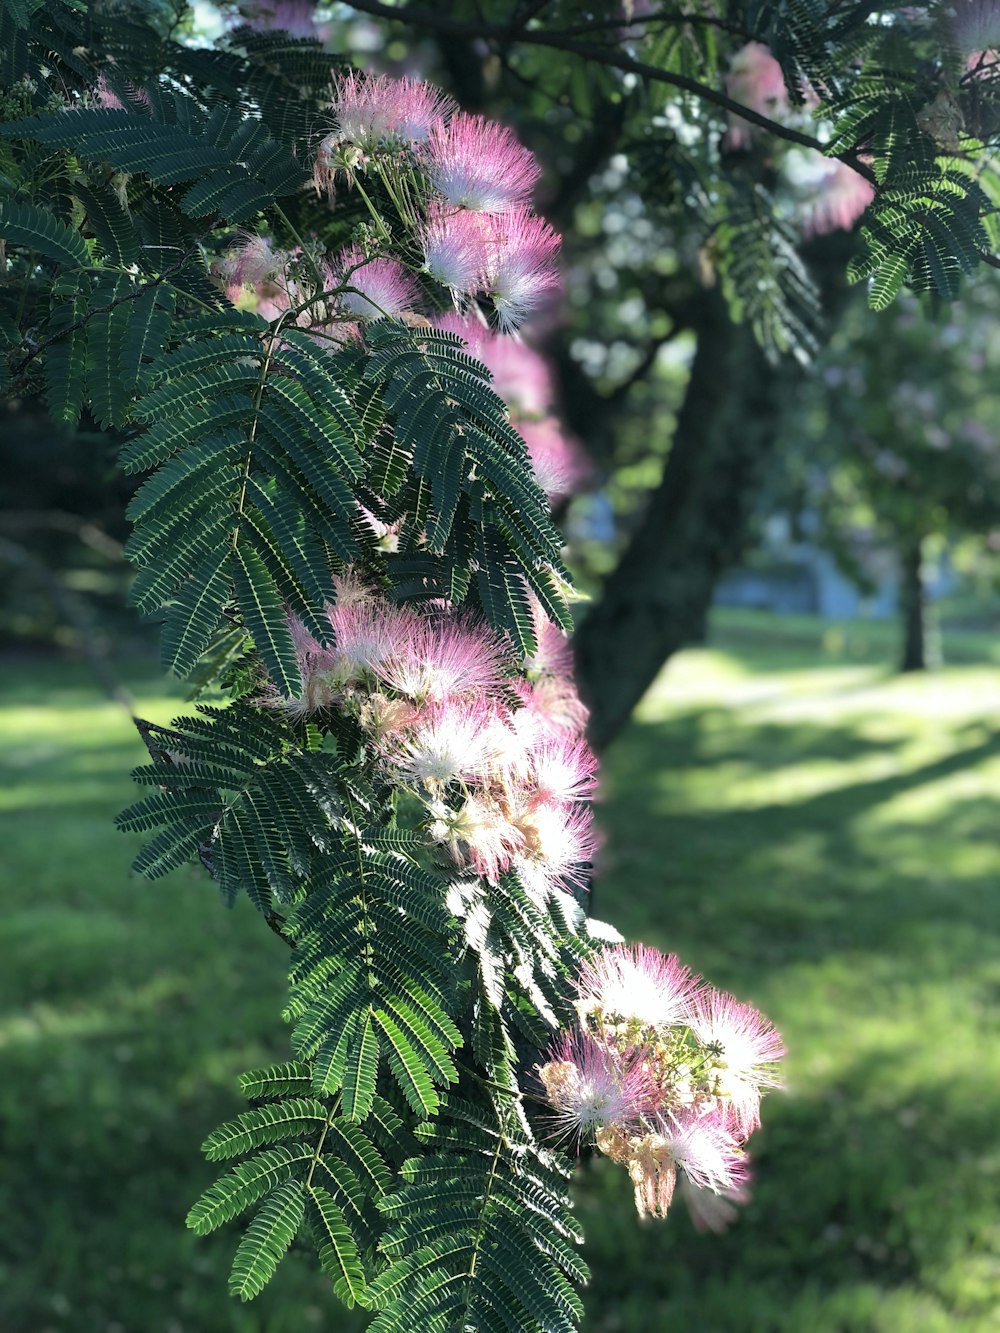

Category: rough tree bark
[573, 286, 802, 752]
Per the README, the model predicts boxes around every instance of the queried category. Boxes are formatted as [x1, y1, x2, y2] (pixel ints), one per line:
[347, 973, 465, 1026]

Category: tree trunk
[898, 535, 940, 672]
[573, 288, 801, 751]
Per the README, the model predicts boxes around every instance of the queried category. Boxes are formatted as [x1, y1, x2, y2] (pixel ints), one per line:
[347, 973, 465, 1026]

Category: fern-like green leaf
[307, 1184, 368, 1308]
[233, 538, 301, 697]
[0, 198, 88, 267]
[187, 1143, 313, 1236]
[228, 1178, 305, 1301]
[203, 1097, 330, 1161]
[239, 1062, 314, 1100]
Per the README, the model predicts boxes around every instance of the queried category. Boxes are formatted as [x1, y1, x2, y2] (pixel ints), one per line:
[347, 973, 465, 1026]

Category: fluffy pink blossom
[433, 310, 488, 360]
[385, 700, 503, 787]
[516, 675, 589, 740]
[327, 596, 421, 677]
[800, 159, 875, 237]
[626, 1131, 678, 1219]
[948, 0, 1000, 55]
[287, 615, 340, 713]
[539, 1029, 649, 1141]
[427, 112, 541, 212]
[329, 70, 453, 151]
[688, 989, 785, 1136]
[965, 46, 1000, 77]
[369, 611, 510, 703]
[484, 207, 562, 333]
[331, 247, 417, 321]
[432, 313, 559, 416]
[519, 417, 592, 501]
[419, 204, 491, 296]
[526, 733, 598, 807]
[656, 1109, 750, 1193]
[576, 943, 700, 1030]
[480, 711, 536, 781]
[513, 799, 598, 899]
[436, 793, 524, 883]
[477, 332, 556, 416]
[724, 41, 789, 150]
[522, 599, 575, 677]
[252, 278, 295, 322]
[219, 233, 285, 289]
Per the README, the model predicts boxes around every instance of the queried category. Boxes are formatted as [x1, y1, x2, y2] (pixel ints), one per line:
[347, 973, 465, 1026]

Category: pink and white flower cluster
[288, 575, 597, 905]
[538, 942, 784, 1226]
[306, 70, 561, 334]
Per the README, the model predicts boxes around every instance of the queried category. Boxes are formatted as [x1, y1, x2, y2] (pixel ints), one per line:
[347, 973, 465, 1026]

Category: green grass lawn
[3, 613, 1000, 1332]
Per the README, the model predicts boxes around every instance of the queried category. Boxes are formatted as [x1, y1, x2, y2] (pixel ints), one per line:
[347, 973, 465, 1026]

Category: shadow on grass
[599, 710, 1000, 972]
[619, 708, 908, 777]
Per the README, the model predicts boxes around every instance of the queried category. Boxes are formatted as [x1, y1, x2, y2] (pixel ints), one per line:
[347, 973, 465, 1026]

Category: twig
[9, 246, 202, 385]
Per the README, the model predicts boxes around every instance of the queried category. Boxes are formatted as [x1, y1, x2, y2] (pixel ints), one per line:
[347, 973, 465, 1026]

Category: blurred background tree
[786, 285, 1000, 673]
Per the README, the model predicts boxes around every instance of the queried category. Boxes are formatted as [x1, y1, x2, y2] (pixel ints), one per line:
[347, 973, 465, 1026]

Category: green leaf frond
[367, 1097, 588, 1333]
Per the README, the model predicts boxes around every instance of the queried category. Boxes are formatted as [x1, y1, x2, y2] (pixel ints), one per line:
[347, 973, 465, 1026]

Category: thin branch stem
[9, 246, 201, 385]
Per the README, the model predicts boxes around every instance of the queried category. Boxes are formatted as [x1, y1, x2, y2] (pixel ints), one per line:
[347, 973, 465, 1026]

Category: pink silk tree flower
[327, 70, 452, 150]
[576, 943, 701, 1030]
[656, 1108, 750, 1194]
[219, 233, 285, 289]
[519, 417, 592, 501]
[625, 1131, 678, 1219]
[539, 1029, 650, 1142]
[419, 203, 492, 297]
[724, 41, 789, 150]
[525, 733, 599, 807]
[473, 327, 557, 416]
[948, 0, 1000, 55]
[484, 207, 562, 333]
[513, 799, 599, 900]
[331, 247, 418, 321]
[285, 615, 340, 714]
[432, 313, 559, 417]
[384, 699, 504, 788]
[369, 610, 510, 704]
[688, 988, 785, 1137]
[515, 675, 590, 740]
[436, 793, 524, 884]
[327, 596, 421, 678]
[432, 310, 488, 360]
[427, 112, 541, 212]
[523, 599, 575, 678]
[800, 159, 875, 237]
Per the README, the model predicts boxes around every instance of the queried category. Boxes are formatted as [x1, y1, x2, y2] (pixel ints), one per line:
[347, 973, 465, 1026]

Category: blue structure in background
[713, 517, 955, 620]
